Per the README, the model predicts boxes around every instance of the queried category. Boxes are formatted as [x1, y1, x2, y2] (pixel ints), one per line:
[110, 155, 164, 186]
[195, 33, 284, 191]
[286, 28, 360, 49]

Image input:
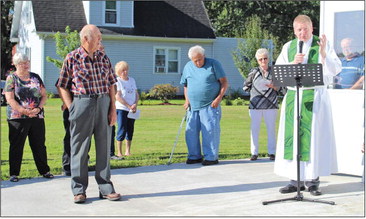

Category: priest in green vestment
[274, 15, 341, 196]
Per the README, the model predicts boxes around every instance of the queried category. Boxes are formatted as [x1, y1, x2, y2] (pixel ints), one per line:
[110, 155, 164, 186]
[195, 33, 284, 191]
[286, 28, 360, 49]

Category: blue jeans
[185, 105, 221, 161]
[116, 109, 135, 141]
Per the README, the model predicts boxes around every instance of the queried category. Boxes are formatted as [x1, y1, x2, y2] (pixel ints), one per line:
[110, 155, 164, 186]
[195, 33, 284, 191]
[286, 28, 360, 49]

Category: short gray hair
[255, 48, 269, 60]
[12, 53, 29, 65]
[188, 45, 205, 59]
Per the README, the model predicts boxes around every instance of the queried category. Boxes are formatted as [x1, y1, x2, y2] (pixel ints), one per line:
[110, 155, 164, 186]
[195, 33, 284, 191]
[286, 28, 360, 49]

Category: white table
[328, 89, 364, 176]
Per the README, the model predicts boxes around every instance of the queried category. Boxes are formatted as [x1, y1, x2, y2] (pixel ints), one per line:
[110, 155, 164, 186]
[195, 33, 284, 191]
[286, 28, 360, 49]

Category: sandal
[9, 175, 19, 182]
[42, 172, 54, 179]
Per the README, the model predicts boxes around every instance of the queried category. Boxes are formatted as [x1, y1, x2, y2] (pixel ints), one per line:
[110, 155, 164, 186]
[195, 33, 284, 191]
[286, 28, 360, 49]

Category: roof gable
[32, 0, 87, 32]
[30, 0, 215, 38]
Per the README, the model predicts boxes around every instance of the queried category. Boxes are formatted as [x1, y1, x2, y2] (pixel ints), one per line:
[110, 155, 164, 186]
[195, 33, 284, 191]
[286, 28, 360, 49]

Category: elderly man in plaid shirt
[57, 24, 120, 203]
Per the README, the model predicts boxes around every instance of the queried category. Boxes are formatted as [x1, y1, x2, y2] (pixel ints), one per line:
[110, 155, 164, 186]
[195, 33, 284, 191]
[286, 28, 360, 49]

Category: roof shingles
[31, 0, 215, 39]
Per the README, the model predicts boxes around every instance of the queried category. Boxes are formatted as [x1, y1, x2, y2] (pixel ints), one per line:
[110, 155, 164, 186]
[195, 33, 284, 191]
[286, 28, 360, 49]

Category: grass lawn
[1, 98, 279, 180]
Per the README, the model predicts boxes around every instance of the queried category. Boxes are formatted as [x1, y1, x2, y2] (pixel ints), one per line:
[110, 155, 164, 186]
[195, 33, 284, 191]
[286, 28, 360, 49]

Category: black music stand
[262, 64, 335, 205]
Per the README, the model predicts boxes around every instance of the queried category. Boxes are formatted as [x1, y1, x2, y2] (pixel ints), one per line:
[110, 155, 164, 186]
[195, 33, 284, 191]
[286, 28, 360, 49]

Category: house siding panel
[120, 1, 134, 27]
[88, 1, 103, 26]
[43, 38, 61, 93]
[103, 39, 213, 95]
[213, 37, 244, 94]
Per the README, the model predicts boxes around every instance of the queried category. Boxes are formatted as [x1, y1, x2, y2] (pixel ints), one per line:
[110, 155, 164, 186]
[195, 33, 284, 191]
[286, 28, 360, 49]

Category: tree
[1, 0, 15, 79]
[204, 1, 320, 60]
[232, 15, 279, 78]
[46, 26, 80, 69]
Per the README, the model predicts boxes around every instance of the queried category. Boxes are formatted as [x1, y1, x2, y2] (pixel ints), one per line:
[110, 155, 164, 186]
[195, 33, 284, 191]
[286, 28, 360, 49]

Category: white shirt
[115, 77, 137, 111]
[276, 35, 342, 85]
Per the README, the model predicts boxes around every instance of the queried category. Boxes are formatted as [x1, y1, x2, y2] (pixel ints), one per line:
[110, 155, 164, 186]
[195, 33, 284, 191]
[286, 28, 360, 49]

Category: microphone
[299, 41, 304, 54]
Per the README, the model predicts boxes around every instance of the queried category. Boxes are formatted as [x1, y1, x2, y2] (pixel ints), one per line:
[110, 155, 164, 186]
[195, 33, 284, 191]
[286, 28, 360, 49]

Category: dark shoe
[250, 155, 258, 161]
[63, 171, 71, 176]
[202, 160, 219, 166]
[269, 154, 275, 160]
[9, 175, 19, 182]
[74, 194, 86, 203]
[99, 192, 121, 201]
[308, 186, 322, 196]
[279, 184, 305, 194]
[186, 158, 203, 164]
[42, 172, 54, 179]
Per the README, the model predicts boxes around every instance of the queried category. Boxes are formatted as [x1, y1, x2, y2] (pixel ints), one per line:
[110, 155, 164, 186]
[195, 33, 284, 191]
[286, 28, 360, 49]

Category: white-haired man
[57, 24, 120, 203]
[180, 45, 228, 165]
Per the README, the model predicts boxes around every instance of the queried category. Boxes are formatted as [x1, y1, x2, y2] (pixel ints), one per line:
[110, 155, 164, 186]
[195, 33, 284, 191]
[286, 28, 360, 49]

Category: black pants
[110, 125, 116, 156]
[8, 118, 50, 176]
[62, 109, 71, 173]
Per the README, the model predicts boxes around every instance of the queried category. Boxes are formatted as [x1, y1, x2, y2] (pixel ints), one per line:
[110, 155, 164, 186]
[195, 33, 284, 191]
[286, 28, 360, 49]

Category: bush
[138, 90, 149, 105]
[222, 96, 233, 106]
[47, 92, 55, 98]
[149, 84, 179, 103]
[226, 87, 244, 100]
[233, 97, 245, 106]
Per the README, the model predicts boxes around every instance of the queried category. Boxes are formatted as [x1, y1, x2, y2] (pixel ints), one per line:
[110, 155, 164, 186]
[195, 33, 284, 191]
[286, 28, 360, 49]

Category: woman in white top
[115, 61, 139, 157]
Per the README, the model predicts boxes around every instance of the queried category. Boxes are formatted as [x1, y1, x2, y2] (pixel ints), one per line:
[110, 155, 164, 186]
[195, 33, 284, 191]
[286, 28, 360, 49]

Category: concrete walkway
[1, 159, 364, 217]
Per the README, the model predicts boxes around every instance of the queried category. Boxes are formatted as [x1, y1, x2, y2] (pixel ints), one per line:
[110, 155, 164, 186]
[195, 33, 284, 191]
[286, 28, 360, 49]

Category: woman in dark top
[4, 53, 53, 182]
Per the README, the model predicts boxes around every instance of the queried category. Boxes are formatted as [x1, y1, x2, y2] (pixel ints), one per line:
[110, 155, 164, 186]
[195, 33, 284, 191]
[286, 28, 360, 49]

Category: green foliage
[226, 87, 244, 99]
[149, 84, 179, 103]
[46, 26, 80, 69]
[204, 1, 320, 60]
[138, 90, 149, 105]
[47, 92, 55, 98]
[232, 15, 279, 78]
[232, 97, 245, 106]
[223, 96, 233, 106]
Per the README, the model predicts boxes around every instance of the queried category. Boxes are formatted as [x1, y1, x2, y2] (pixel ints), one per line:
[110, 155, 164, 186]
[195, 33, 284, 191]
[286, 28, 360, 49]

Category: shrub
[149, 84, 179, 103]
[233, 97, 245, 106]
[138, 90, 149, 105]
[226, 87, 244, 100]
[222, 96, 233, 106]
[47, 92, 55, 98]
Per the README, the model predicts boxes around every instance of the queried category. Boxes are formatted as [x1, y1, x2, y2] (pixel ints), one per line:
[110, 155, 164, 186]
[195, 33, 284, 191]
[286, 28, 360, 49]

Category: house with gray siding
[10, 0, 243, 95]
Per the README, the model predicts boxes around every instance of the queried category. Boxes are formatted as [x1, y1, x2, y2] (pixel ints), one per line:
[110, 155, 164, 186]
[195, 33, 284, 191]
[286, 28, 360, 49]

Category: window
[154, 47, 180, 74]
[105, 1, 118, 24]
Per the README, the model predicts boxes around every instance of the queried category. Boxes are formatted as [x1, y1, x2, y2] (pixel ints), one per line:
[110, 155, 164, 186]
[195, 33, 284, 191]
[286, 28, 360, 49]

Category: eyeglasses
[258, 58, 268, 61]
[18, 61, 30, 66]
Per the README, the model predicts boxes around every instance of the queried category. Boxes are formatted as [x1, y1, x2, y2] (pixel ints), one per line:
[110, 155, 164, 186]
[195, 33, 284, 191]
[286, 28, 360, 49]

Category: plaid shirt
[56, 47, 117, 95]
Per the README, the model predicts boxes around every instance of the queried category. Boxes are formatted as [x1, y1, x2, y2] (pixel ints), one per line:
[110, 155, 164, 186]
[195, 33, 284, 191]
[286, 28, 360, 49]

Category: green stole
[284, 36, 319, 161]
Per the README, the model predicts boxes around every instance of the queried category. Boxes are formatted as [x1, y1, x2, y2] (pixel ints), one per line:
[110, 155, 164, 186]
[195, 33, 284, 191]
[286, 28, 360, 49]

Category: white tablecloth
[328, 89, 364, 176]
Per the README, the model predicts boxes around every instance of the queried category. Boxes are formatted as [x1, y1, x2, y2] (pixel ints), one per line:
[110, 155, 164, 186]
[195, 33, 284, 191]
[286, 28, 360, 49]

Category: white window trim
[102, 1, 120, 26]
[153, 47, 181, 74]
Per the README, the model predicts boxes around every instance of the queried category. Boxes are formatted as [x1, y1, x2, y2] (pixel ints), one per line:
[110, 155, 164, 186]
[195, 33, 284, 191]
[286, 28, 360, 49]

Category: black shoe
[186, 158, 203, 164]
[279, 184, 305, 194]
[308, 186, 322, 196]
[63, 171, 71, 176]
[250, 155, 258, 161]
[9, 175, 19, 182]
[269, 154, 275, 160]
[202, 160, 219, 166]
[42, 172, 54, 179]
